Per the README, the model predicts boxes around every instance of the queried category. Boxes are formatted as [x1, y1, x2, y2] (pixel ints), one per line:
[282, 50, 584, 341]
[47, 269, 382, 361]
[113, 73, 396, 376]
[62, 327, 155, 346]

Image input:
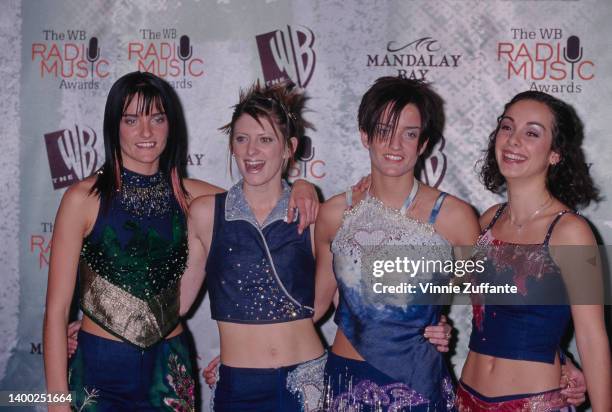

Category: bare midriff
[81, 314, 184, 341]
[461, 350, 562, 396]
[218, 318, 324, 368]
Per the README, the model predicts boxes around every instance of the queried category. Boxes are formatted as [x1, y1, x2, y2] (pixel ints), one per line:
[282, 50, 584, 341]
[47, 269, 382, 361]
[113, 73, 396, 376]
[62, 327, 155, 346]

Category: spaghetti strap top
[470, 204, 574, 363]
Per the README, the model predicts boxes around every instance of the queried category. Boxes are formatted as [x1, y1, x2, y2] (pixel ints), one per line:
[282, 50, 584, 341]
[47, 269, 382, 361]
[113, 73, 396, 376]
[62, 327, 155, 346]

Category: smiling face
[231, 114, 296, 187]
[119, 94, 169, 175]
[361, 103, 427, 178]
[494, 99, 560, 182]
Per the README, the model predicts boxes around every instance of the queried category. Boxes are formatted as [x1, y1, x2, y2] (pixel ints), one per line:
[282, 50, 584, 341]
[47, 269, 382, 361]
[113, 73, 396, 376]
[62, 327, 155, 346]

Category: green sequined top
[79, 169, 187, 348]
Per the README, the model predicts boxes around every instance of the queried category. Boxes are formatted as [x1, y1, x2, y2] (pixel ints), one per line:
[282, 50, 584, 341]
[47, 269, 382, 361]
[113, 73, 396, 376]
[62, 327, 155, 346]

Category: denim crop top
[205, 181, 315, 323]
[79, 169, 187, 348]
[469, 204, 573, 364]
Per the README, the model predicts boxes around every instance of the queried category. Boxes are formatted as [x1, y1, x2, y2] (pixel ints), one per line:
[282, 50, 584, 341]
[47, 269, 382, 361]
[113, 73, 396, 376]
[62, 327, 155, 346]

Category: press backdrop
[1, 1, 611, 410]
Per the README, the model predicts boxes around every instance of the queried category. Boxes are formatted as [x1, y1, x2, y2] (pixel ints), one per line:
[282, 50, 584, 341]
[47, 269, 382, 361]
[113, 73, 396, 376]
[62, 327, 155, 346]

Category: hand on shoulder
[183, 178, 224, 201]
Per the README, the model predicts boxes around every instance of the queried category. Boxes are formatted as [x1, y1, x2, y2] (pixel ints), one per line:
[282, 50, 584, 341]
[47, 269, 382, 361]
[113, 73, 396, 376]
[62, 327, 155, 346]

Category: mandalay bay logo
[44, 125, 100, 189]
[255, 25, 316, 88]
[367, 37, 462, 80]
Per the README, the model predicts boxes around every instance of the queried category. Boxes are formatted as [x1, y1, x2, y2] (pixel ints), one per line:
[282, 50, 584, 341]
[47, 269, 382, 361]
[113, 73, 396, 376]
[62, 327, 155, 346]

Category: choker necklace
[507, 195, 553, 231]
[119, 169, 172, 217]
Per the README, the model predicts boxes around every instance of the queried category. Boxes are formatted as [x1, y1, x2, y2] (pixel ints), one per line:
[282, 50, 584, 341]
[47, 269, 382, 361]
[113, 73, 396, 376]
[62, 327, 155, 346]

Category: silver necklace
[507, 195, 553, 231]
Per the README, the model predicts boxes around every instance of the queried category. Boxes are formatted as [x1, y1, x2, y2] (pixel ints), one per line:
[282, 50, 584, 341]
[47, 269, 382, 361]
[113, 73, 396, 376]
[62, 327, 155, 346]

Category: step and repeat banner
[1, 0, 611, 410]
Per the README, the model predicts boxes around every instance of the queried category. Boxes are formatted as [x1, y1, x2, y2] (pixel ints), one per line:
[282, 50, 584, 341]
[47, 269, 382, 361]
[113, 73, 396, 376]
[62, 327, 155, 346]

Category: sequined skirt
[213, 351, 327, 412]
[456, 380, 573, 412]
[323, 352, 455, 412]
[68, 330, 196, 411]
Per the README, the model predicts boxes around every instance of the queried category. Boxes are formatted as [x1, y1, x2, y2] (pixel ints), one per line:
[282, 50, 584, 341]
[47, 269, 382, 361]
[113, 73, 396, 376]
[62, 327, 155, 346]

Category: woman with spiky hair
[183, 82, 328, 411]
[458, 91, 611, 410]
[44, 72, 319, 411]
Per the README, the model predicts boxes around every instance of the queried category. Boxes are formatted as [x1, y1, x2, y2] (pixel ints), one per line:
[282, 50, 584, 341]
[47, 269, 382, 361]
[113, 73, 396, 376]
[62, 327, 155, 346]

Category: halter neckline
[367, 176, 420, 215]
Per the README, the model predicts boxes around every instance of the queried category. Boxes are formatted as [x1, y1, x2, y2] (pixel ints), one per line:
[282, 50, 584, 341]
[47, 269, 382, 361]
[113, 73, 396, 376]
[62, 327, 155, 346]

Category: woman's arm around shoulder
[313, 192, 348, 323]
[183, 177, 224, 202]
[180, 194, 217, 316]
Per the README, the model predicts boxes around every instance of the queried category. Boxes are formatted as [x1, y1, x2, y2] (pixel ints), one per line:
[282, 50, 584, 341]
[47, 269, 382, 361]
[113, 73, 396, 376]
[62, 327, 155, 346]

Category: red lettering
[143, 43, 158, 60]
[549, 60, 567, 81]
[128, 42, 144, 60]
[63, 43, 80, 61]
[515, 43, 531, 61]
[188, 58, 204, 77]
[48, 44, 61, 60]
[76, 59, 88, 78]
[160, 42, 173, 60]
[95, 59, 110, 78]
[30, 235, 44, 252]
[535, 43, 553, 62]
[138, 59, 157, 74]
[507, 60, 528, 79]
[577, 61, 594, 80]
[310, 160, 326, 179]
[497, 42, 514, 61]
[40, 59, 59, 77]
[31, 43, 46, 60]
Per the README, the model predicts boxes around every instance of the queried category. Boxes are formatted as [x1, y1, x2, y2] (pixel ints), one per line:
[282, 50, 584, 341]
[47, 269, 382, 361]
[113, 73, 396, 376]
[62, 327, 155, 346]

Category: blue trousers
[213, 352, 327, 412]
[324, 352, 455, 412]
[68, 330, 195, 411]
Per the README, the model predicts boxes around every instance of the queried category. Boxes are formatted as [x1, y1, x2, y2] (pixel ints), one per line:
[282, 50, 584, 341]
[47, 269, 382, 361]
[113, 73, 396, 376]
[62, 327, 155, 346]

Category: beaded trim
[286, 352, 328, 412]
[119, 169, 172, 217]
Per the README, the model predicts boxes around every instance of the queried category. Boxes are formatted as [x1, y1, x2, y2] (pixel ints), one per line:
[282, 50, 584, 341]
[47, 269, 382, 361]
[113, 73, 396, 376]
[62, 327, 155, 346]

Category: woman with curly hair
[458, 91, 612, 410]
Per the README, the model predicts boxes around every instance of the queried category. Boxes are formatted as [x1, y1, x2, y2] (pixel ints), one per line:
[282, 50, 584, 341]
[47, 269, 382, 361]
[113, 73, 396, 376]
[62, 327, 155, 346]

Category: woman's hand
[424, 315, 452, 353]
[352, 175, 371, 194]
[560, 357, 587, 406]
[203, 355, 221, 387]
[288, 179, 319, 234]
[66, 320, 82, 358]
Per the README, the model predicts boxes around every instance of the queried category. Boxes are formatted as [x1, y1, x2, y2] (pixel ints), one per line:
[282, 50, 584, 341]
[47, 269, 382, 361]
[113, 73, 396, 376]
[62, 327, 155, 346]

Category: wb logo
[419, 138, 446, 188]
[256, 25, 316, 88]
[44, 125, 99, 189]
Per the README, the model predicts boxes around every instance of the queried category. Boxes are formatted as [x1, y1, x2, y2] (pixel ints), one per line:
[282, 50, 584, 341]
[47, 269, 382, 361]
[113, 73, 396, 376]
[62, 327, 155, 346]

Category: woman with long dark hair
[458, 91, 611, 410]
[44, 71, 318, 411]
